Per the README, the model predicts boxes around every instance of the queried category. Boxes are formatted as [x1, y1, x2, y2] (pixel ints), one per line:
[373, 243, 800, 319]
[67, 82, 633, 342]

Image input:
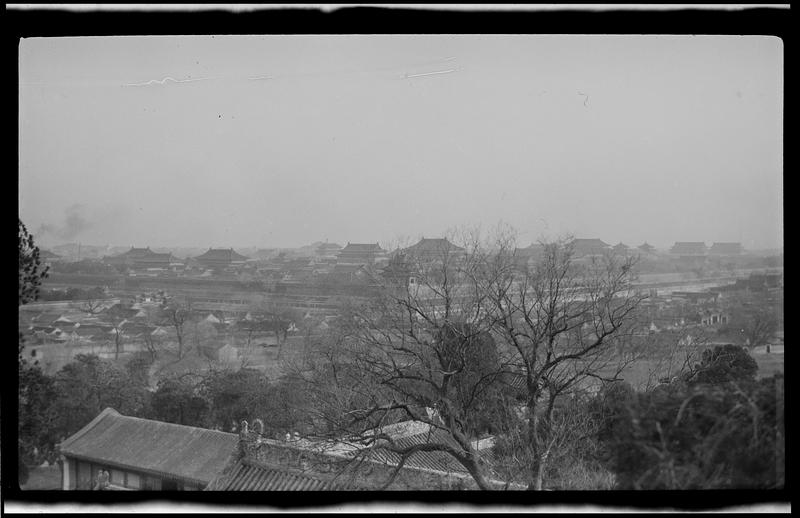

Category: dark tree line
[591, 344, 782, 489]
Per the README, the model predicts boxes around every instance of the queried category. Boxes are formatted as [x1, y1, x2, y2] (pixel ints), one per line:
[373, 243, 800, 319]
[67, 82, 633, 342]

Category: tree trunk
[525, 391, 549, 490]
[532, 450, 548, 490]
[276, 330, 284, 360]
[460, 453, 494, 490]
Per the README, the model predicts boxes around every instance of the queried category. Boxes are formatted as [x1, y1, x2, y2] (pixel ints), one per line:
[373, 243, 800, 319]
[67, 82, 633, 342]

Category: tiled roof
[195, 248, 250, 263]
[570, 238, 610, 248]
[638, 242, 656, 251]
[404, 238, 465, 254]
[115, 247, 153, 258]
[348, 428, 491, 475]
[205, 458, 343, 491]
[612, 242, 629, 250]
[59, 408, 238, 485]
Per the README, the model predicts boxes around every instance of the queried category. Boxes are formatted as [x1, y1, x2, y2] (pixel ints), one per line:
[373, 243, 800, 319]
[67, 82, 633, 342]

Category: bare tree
[290, 228, 649, 490]
[160, 299, 194, 360]
[291, 230, 509, 490]
[136, 304, 165, 362]
[481, 235, 648, 489]
[97, 304, 130, 361]
[80, 298, 105, 315]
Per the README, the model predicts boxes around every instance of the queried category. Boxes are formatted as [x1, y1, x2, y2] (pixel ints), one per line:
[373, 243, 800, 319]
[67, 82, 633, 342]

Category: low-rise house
[698, 309, 730, 327]
[58, 408, 238, 490]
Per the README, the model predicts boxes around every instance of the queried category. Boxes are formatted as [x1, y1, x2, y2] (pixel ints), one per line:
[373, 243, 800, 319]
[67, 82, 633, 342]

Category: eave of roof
[58, 408, 238, 485]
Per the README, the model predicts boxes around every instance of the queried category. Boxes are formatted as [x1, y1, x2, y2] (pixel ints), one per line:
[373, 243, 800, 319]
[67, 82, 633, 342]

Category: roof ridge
[103, 411, 238, 438]
[59, 407, 120, 450]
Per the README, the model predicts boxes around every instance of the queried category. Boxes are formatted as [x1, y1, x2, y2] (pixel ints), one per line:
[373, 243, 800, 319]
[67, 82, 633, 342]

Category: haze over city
[14, 7, 787, 499]
[19, 35, 783, 250]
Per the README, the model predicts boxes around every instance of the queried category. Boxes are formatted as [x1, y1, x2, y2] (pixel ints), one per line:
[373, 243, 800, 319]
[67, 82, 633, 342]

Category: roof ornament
[252, 418, 265, 435]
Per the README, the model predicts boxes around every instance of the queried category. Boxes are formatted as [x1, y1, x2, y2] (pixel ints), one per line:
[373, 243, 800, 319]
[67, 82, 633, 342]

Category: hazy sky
[19, 35, 783, 249]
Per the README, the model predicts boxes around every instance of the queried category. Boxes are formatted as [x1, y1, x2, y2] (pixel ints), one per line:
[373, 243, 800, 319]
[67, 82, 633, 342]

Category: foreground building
[57, 408, 514, 491]
[58, 408, 238, 490]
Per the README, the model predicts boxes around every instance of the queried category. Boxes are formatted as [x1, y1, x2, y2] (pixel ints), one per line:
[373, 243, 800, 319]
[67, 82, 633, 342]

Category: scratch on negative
[404, 69, 456, 79]
[123, 76, 215, 87]
[578, 91, 589, 107]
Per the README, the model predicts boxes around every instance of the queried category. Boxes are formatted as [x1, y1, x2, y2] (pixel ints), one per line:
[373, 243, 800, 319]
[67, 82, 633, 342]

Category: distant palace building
[637, 242, 656, 254]
[193, 248, 249, 269]
[103, 246, 183, 271]
[402, 238, 466, 261]
[315, 242, 343, 261]
[670, 242, 707, 257]
[336, 243, 388, 266]
[569, 238, 611, 258]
